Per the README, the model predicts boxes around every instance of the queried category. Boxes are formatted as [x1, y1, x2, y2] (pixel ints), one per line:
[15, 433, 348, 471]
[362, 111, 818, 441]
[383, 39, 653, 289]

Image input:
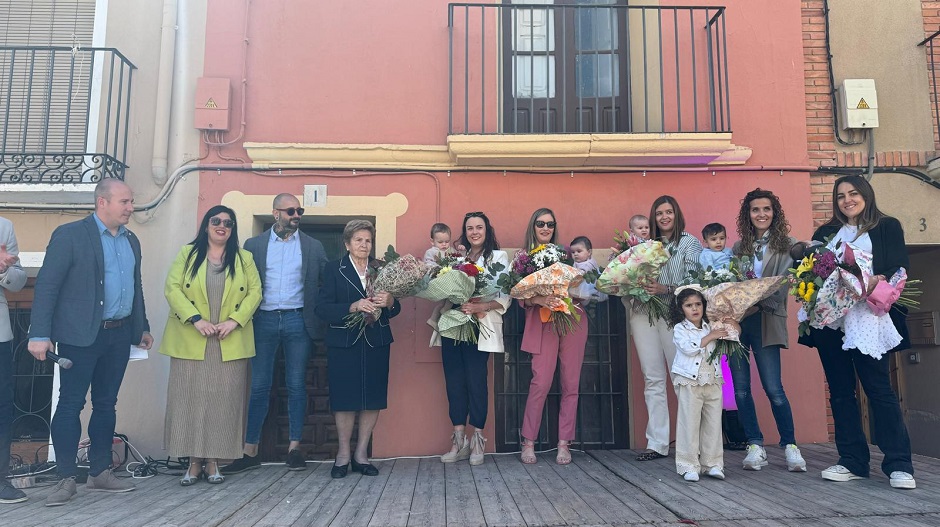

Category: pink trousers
[520, 306, 589, 442]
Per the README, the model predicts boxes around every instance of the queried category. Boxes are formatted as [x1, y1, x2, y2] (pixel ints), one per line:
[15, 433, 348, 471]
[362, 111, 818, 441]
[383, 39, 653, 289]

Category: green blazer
[160, 245, 262, 361]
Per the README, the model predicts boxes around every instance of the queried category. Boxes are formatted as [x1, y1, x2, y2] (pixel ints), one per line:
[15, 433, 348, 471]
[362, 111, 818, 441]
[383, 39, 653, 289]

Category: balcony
[446, 2, 748, 168]
[0, 46, 136, 184]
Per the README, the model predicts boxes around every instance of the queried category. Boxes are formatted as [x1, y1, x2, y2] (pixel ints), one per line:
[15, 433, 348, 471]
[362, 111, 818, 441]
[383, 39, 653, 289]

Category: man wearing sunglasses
[28, 179, 153, 506]
[223, 193, 326, 474]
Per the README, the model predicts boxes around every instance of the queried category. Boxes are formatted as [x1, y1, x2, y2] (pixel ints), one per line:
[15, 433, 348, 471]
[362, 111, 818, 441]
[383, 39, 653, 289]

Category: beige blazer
[0, 217, 27, 342]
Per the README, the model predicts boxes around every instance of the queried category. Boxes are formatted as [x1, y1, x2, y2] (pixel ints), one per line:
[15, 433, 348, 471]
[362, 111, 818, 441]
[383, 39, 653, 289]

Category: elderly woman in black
[799, 175, 915, 489]
[315, 220, 401, 478]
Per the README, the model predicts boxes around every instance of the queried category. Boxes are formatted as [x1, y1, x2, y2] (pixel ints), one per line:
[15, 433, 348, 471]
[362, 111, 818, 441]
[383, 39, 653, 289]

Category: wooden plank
[368, 459, 419, 527]
[328, 461, 393, 527]
[517, 453, 604, 525]
[443, 459, 486, 527]
[283, 464, 362, 527]
[491, 454, 565, 526]
[468, 455, 525, 527]
[570, 451, 677, 523]
[218, 463, 329, 527]
[67, 474, 181, 527]
[43, 475, 175, 527]
[407, 458, 446, 527]
[141, 463, 289, 527]
[548, 450, 667, 525]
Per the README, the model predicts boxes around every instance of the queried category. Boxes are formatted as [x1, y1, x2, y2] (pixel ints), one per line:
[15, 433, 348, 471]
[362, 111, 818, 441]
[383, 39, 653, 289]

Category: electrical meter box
[194, 77, 232, 131]
[839, 79, 878, 129]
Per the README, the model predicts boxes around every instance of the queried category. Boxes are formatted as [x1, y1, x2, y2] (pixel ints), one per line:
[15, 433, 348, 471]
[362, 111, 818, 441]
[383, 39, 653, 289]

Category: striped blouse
[657, 232, 703, 288]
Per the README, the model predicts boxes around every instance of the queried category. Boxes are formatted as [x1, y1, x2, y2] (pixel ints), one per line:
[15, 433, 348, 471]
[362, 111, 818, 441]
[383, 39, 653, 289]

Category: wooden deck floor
[6, 443, 940, 526]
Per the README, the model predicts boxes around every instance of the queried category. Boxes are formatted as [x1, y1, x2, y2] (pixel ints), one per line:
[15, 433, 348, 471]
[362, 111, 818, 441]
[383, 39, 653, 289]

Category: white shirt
[259, 228, 304, 311]
[828, 224, 872, 256]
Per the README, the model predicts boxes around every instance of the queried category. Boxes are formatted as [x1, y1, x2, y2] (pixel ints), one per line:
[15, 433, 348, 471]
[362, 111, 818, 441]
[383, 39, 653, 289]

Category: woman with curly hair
[730, 188, 806, 473]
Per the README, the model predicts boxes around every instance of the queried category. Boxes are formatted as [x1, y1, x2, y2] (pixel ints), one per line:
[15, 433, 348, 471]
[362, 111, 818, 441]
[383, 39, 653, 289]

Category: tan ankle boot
[441, 430, 470, 463]
[469, 430, 486, 466]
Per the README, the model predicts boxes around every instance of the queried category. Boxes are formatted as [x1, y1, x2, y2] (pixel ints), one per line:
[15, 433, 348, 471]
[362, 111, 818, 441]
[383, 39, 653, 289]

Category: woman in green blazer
[160, 205, 262, 486]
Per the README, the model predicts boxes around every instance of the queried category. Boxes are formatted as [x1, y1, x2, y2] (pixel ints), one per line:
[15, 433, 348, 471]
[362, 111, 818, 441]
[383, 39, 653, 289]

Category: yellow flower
[438, 267, 451, 275]
[529, 244, 547, 255]
[795, 254, 816, 278]
[802, 283, 816, 302]
[798, 282, 806, 295]
[474, 264, 485, 273]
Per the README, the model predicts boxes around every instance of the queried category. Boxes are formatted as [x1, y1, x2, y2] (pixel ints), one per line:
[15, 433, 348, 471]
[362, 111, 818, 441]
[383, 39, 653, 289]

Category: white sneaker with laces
[742, 444, 768, 471]
[821, 464, 864, 482]
[785, 444, 807, 472]
[889, 471, 916, 489]
[683, 471, 699, 482]
[706, 466, 725, 480]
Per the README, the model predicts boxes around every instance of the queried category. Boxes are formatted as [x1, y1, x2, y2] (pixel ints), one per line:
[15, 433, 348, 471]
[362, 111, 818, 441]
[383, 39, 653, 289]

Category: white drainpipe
[151, 0, 179, 185]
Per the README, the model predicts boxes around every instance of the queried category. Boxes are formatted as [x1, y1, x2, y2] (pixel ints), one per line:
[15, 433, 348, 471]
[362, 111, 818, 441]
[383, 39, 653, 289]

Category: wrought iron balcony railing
[448, 3, 731, 135]
[0, 46, 136, 184]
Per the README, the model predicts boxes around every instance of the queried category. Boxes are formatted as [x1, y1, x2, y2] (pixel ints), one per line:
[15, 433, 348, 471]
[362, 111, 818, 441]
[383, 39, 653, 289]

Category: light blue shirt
[699, 247, 733, 271]
[258, 228, 304, 311]
[93, 214, 136, 320]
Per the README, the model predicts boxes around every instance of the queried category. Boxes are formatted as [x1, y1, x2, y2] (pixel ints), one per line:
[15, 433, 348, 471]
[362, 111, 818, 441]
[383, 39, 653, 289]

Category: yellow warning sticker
[856, 98, 870, 110]
[205, 98, 218, 109]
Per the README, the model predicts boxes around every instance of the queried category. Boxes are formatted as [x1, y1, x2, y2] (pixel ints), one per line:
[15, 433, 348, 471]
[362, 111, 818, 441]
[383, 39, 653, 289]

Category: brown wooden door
[494, 299, 630, 452]
[502, 0, 631, 134]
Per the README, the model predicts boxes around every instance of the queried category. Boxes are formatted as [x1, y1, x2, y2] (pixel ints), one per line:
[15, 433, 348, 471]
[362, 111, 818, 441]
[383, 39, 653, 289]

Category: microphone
[46, 351, 73, 370]
[789, 240, 824, 262]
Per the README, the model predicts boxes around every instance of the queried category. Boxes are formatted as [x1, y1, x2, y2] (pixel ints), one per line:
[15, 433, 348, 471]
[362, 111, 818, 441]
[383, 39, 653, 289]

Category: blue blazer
[29, 215, 150, 347]
[244, 229, 327, 339]
[315, 254, 401, 349]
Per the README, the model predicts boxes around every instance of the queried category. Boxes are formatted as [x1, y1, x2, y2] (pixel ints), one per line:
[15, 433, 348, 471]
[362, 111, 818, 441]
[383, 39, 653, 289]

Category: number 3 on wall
[920, 218, 927, 232]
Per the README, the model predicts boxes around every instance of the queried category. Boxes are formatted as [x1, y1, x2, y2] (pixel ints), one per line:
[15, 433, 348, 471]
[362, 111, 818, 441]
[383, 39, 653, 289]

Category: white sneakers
[784, 444, 807, 472]
[742, 444, 769, 470]
[683, 471, 699, 482]
[821, 464, 864, 482]
[889, 471, 916, 489]
[706, 466, 725, 480]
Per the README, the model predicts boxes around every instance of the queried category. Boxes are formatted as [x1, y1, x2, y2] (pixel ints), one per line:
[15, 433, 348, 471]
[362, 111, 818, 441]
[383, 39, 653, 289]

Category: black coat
[315, 254, 401, 349]
[798, 216, 910, 353]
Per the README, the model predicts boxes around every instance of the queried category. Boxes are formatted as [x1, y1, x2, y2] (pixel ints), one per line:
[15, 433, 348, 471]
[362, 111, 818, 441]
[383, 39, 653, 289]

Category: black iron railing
[448, 3, 731, 135]
[919, 30, 940, 149]
[0, 46, 136, 183]
[8, 303, 54, 445]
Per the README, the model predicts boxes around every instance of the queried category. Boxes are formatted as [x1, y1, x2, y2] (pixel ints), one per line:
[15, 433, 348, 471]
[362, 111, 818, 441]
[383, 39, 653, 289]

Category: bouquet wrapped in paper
[344, 245, 431, 340]
[417, 259, 503, 344]
[701, 277, 787, 363]
[499, 244, 584, 336]
[596, 240, 671, 324]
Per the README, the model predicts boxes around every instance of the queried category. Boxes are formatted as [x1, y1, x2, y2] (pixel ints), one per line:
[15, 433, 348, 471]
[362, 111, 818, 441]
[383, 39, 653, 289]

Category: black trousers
[815, 327, 913, 477]
[0, 341, 12, 479]
[441, 338, 491, 429]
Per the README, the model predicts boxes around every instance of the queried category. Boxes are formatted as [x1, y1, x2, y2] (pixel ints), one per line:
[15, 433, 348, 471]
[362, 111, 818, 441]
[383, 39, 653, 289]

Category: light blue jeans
[245, 310, 311, 444]
[728, 313, 796, 447]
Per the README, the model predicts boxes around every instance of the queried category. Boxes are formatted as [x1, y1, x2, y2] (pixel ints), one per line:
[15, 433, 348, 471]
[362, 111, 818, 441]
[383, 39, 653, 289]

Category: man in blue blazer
[28, 179, 153, 507]
[222, 193, 327, 474]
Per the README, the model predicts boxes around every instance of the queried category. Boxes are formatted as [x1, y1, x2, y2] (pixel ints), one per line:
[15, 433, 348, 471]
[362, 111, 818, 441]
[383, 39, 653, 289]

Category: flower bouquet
[344, 245, 430, 340]
[700, 277, 787, 363]
[417, 255, 504, 344]
[612, 229, 643, 254]
[498, 244, 585, 336]
[595, 240, 671, 324]
[790, 239, 921, 359]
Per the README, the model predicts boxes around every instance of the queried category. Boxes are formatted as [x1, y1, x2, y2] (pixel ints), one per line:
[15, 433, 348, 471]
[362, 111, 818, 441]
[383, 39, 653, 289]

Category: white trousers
[675, 382, 724, 475]
[629, 308, 678, 455]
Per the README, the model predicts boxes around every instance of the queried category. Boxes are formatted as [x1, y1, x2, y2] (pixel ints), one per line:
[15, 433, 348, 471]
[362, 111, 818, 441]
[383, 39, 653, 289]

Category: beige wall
[1, 0, 209, 459]
[871, 173, 940, 245]
[829, 0, 934, 153]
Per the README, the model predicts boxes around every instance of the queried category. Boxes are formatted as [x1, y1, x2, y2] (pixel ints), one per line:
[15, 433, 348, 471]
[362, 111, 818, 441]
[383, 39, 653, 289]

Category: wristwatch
[188, 314, 202, 324]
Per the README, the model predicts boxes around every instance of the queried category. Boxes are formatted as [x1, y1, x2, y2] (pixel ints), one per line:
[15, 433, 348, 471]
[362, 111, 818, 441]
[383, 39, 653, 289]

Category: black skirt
[327, 342, 390, 412]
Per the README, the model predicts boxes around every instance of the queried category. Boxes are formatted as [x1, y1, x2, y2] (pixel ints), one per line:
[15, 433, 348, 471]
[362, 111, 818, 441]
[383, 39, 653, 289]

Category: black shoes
[0, 481, 27, 504]
[287, 449, 307, 471]
[220, 453, 261, 475]
[331, 463, 350, 479]
[351, 459, 379, 476]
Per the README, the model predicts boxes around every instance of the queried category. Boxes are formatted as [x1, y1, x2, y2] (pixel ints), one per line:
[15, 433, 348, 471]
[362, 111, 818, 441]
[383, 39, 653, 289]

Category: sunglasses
[275, 207, 305, 216]
[534, 221, 556, 229]
[465, 211, 485, 219]
[209, 217, 235, 228]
